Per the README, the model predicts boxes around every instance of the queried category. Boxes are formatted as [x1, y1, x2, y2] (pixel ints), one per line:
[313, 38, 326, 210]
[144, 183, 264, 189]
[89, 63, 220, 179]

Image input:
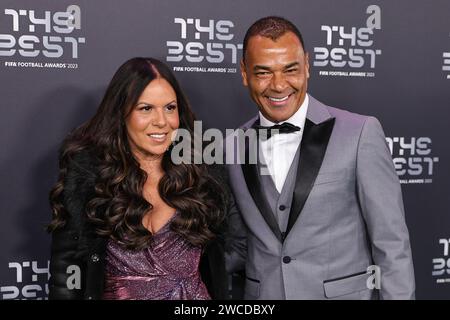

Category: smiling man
[241, 28, 309, 124]
[226, 16, 415, 300]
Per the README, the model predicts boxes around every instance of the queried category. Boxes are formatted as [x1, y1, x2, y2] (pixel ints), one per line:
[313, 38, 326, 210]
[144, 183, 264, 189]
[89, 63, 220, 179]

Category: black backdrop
[1, 0, 449, 299]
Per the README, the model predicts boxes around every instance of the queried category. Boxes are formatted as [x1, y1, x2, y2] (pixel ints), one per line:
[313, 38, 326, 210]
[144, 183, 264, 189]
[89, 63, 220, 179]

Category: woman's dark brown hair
[48, 57, 225, 249]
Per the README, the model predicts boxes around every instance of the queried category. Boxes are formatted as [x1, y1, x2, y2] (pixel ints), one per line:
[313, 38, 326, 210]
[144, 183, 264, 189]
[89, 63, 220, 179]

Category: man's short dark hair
[242, 16, 306, 62]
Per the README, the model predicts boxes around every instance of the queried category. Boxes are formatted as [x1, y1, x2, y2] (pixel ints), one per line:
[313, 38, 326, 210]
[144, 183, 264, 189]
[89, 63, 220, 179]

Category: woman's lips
[147, 132, 168, 142]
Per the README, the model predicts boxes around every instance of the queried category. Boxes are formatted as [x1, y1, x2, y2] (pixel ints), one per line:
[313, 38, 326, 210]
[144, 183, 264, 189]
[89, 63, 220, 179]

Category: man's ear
[305, 52, 310, 79]
[240, 59, 248, 87]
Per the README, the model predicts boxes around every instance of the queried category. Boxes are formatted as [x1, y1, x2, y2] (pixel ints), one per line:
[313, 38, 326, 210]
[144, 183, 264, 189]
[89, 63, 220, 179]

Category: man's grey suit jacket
[226, 95, 415, 299]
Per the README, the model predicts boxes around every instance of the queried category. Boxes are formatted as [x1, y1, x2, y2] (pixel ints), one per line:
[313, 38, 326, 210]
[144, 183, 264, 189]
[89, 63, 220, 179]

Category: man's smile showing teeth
[268, 95, 289, 102]
[266, 93, 294, 106]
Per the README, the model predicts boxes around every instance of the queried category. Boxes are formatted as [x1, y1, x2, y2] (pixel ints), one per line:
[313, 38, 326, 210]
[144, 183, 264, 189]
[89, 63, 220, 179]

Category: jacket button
[279, 205, 286, 211]
[282, 256, 291, 264]
[90, 254, 100, 263]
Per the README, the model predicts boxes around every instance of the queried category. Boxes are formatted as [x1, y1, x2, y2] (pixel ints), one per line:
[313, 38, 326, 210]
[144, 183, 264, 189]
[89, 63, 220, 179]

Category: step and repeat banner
[0, 0, 449, 299]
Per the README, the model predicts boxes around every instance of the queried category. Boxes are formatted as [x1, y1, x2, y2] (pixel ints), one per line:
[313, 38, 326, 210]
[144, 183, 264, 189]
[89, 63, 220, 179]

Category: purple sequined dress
[103, 214, 210, 300]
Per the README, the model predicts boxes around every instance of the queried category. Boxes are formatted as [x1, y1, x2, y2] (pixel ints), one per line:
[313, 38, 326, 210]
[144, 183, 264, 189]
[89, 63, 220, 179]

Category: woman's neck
[133, 152, 165, 183]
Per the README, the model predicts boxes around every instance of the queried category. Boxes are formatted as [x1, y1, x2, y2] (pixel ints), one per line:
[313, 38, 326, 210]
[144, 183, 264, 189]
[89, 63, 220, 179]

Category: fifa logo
[314, 5, 381, 74]
[432, 238, 450, 283]
[0, 5, 85, 59]
[0, 260, 50, 299]
[166, 18, 242, 65]
[386, 137, 439, 184]
[443, 34, 450, 79]
[443, 52, 450, 74]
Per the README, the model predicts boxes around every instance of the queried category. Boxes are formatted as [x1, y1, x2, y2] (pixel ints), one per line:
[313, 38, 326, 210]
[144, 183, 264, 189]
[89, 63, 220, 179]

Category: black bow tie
[255, 122, 301, 139]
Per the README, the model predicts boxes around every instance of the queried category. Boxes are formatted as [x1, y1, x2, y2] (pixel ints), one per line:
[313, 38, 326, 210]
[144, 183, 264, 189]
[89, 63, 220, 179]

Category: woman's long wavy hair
[48, 57, 225, 249]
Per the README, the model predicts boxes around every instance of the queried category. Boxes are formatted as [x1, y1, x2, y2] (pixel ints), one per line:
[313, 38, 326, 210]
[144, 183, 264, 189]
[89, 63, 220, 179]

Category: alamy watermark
[169, 120, 280, 176]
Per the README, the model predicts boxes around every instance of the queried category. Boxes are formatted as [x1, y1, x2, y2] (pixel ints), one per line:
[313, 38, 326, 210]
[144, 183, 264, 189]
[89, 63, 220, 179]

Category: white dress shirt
[259, 94, 309, 193]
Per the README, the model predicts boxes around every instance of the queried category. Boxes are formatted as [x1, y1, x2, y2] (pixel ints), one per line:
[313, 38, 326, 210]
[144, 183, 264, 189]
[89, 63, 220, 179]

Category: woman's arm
[48, 152, 96, 299]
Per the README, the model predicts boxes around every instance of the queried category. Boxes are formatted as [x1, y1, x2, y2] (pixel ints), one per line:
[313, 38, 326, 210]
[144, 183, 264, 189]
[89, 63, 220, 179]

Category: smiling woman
[126, 78, 180, 163]
[46, 57, 241, 300]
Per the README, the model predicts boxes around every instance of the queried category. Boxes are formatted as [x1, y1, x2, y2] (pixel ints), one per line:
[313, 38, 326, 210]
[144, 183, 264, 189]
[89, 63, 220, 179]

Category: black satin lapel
[241, 140, 283, 242]
[285, 118, 336, 238]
